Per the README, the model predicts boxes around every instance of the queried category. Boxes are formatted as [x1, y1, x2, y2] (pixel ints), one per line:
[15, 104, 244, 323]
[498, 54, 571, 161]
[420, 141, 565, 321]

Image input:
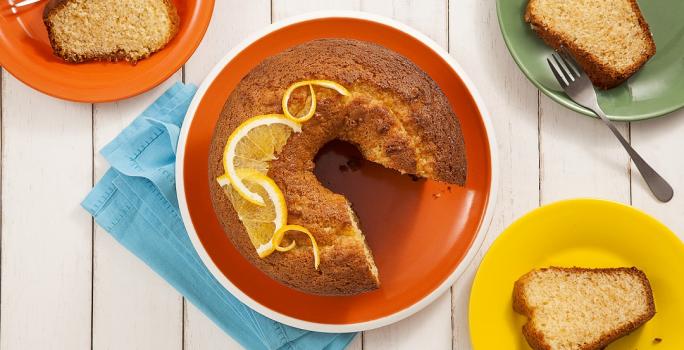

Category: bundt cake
[209, 39, 467, 295]
[43, 0, 179, 63]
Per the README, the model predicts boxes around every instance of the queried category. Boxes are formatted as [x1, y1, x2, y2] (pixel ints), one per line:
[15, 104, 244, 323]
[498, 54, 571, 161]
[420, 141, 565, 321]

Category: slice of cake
[525, 0, 656, 89]
[43, 0, 180, 63]
[513, 267, 656, 350]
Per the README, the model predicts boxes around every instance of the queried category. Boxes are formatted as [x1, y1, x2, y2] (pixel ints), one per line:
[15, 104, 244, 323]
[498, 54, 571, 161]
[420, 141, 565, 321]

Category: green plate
[497, 0, 684, 121]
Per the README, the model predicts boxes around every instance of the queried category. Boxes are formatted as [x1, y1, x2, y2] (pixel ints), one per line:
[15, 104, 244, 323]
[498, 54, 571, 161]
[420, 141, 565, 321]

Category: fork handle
[591, 108, 673, 202]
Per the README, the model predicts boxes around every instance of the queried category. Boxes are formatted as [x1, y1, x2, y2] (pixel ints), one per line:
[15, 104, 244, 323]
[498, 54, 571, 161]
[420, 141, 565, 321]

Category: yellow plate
[469, 199, 684, 349]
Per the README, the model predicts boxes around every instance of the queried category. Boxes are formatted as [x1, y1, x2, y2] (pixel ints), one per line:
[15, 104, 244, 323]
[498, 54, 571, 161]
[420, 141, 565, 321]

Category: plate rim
[468, 197, 684, 348]
[0, 0, 215, 103]
[176, 11, 500, 333]
[495, 0, 684, 121]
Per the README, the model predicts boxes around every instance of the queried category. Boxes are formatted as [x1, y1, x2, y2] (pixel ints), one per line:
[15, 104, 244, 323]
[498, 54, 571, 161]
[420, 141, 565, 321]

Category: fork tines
[547, 50, 581, 88]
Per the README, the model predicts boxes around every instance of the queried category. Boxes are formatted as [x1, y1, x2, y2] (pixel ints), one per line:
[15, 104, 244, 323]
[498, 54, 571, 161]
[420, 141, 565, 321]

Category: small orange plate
[0, 0, 214, 102]
[177, 13, 497, 331]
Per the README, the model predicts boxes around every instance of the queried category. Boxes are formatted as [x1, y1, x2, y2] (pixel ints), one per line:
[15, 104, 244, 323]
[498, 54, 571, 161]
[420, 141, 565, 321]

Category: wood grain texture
[273, 0, 362, 15]
[346, 333, 363, 350]
[364, 293, 453, 350]
[269, 1, 453, 348]
[360, 0, 448, 47]
[354, 1, 453, 348]
[539, 98, 631, 204]
[1, 74, 92, 349]
[183, 303, 243, 350]
[183, 0, 271, 86]
[91, 74, 183, 350]
[3, 1, 682, 350]
[183, 1, 270, 349]
[448, 0, 540, 348]
[631, 111, 684, 237]
[273, 0, 453, 347]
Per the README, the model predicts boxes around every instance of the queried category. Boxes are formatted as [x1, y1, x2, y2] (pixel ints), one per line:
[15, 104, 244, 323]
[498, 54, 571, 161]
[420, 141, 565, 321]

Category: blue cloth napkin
[82, 83, 356, 350]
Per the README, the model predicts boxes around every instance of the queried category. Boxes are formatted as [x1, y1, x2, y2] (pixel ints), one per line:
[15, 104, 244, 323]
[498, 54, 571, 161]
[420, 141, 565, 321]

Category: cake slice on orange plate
[44, 0, 179, 63]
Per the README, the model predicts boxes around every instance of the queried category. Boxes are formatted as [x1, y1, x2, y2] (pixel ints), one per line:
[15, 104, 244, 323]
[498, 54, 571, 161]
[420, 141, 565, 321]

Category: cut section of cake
[513, 267, 656, 350]
[525, 0, 656, 89]
[43, 0, 179, 63]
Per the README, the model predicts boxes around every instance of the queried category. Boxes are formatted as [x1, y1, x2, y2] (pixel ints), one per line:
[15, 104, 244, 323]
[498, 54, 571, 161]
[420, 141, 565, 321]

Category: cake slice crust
[513, 267, 656, 350]
[43, 0, 180, 63]
[525, 0, 656, 89]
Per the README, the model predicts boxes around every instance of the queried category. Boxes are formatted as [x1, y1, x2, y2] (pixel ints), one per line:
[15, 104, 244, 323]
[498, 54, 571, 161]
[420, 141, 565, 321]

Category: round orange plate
[0, 0, 214, 102]
[177, 12, 498, 332]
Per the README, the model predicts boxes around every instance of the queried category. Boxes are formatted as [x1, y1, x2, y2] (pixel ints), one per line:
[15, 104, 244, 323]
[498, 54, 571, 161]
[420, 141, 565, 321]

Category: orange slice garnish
[219, 79, 349, 269]
[217, 171, 288, 254]
[257, 224, 320, 269]
[282, 80, 351, 123]
[221, 114, 301, 205]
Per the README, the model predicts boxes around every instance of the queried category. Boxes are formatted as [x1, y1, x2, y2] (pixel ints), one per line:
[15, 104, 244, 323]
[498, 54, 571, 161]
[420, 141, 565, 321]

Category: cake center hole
[313, 140, 425, 241]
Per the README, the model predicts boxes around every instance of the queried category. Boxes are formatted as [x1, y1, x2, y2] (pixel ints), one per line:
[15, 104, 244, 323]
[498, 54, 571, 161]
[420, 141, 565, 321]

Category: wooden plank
[346, 333, 363, 350]
[183, 303, 243, 350]
[182, 1, 270, 349]
[356, 1, 452, 348]
[363, 293, 452, 349]
[631, 110, 684, 237]
[448, 0, 541, 348]
[1, 73, 92, 349]
[183, 0, 270, 86]
[270, 1, 452, 348]
[539, 99, 631, 204]
[272, 0, 361, 16]
[91, 74, 183, 350]
[271, 0, 453, 348]
[360, 0, 448, 46]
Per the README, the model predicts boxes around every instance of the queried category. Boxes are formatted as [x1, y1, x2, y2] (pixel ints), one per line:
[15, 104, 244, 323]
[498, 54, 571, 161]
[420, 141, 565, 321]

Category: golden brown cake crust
[513, 267, 656, 350]
[209, 39, 467, 295]
[524, 0, 656, 89]
[43, 0, 180, 63]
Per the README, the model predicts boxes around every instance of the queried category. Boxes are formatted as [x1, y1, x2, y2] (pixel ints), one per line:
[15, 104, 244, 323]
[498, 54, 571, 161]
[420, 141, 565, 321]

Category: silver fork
[547, 51, 673, 202]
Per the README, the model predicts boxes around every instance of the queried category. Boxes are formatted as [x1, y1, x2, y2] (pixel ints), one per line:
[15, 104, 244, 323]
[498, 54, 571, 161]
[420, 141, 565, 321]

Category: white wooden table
[3, 1, 683, 349]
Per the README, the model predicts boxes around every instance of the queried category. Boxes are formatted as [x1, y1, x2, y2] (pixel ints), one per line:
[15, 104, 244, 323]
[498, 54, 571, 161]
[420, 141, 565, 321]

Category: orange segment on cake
[43, 0, 180, 63]
[209, 39, 468, 295]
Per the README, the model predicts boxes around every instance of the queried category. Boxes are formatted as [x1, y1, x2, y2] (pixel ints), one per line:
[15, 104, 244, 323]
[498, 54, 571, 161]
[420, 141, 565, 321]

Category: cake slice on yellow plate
[514, 267, 656, 350]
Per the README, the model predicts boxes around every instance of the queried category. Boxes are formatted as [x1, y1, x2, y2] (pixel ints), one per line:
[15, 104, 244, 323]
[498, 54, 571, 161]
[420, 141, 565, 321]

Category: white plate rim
[176, 10, 500, 333]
